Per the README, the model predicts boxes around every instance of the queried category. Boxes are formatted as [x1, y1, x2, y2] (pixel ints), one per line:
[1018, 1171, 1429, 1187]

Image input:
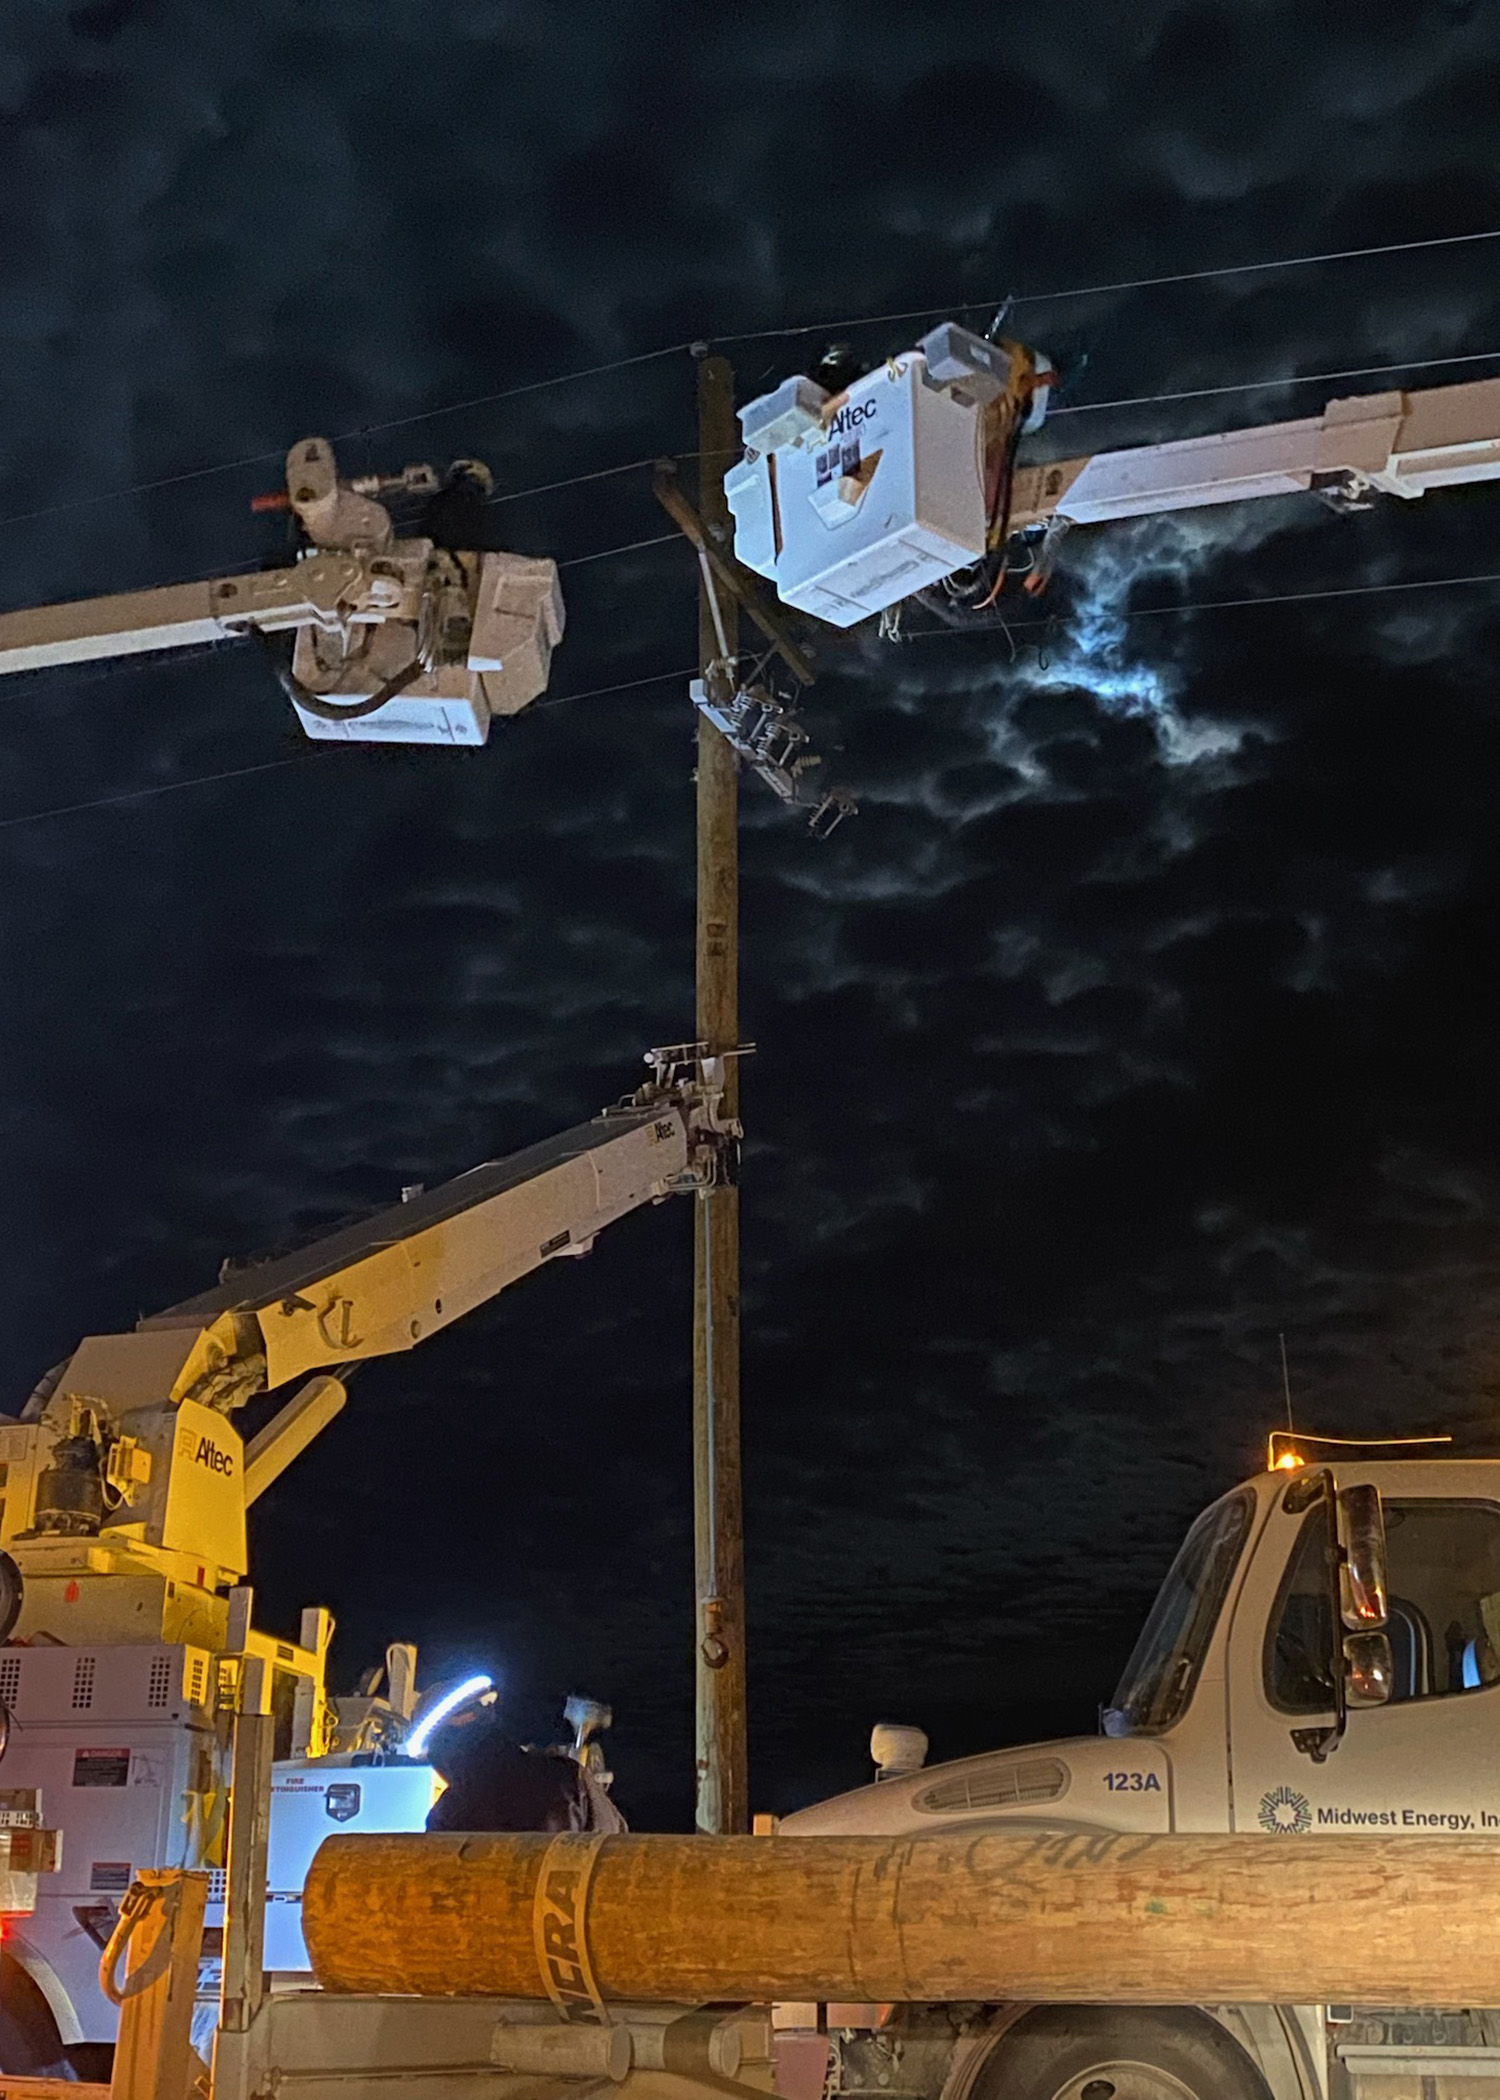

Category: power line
[910, 565, 1500, 646]
[0, 354, 695, 534]
[1006, 225, 1500, 313]
[487, 347, 1500, 524]
[486, 453, 674, 509]
[170, 339, 1500, 564]
[5, 224, 1497, 534]
[351, 342, 695, 439]
[529, 664, 697, 710]
[1121, 565, 1500, 623]
[0, 751, 322, 833]
[711, 228, 1500, 349]
[0, 660, 696, 832]
[485, 447, 733, 511]
[558, 530, 684, 569]
[1050, 344, 1500, 420]
[6, 564, 1497, 835]
[0, 449, 287, 531]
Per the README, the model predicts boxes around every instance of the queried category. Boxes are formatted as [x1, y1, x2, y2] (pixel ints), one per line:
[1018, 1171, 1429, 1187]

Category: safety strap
[98, 1878, 178, 2006]
[531, 1832, 611, 2022]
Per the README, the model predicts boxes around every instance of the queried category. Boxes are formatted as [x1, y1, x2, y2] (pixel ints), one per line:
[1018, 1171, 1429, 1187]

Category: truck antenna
[1279, 1331, 1295, 1435]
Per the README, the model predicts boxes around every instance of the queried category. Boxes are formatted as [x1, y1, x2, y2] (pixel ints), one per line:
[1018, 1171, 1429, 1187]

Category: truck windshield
[1103, 1489, 1254, 1736]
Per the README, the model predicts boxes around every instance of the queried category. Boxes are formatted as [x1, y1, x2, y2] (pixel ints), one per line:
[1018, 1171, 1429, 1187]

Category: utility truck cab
[781, 1453, 1500, 2100]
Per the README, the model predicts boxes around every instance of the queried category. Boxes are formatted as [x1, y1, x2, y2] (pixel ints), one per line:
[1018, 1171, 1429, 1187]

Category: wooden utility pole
[309, 1826, 1500, 2010]
[692, 349, 748, 1835]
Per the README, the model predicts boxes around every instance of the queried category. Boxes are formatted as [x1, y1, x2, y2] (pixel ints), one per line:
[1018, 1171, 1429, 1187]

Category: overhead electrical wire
[0, 751, 325, 834]
[0, 659, 699, 832]
[528, 663, 697, 711]
[713, 228, 1500, 350]
[0, 449, 289, 531]
[16, 320, 1493, 565]
[1010, 224, 1500, 309]
[1049, 344, 1500, 420]
[1115, 564, 1500, 624]
[483, 345, 1500, 520]
[485, 453, 675, 508]
[8, 323, 1495, 618]
[5, 565, 1497, 837]
[351, 343, 698, 439]
[3, 221, 1498, 834]
[3, 222, 1497, 534]
[907, 564, 1500, 648]
[558, 530, 683, 568]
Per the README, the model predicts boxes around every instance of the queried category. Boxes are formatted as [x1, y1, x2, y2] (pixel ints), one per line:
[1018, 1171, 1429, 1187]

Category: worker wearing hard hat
[423, 1707, 626, 1834]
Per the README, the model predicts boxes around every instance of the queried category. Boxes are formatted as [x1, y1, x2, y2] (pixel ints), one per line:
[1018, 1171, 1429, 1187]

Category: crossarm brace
[654, 464, 816, 685]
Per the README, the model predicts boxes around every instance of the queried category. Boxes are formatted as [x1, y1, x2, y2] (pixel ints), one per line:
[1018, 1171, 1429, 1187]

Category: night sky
[3, 0, 1500, 1829]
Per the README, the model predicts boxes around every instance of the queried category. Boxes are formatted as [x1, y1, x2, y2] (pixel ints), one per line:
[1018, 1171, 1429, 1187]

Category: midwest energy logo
[1258, 1785, 1312, 1836]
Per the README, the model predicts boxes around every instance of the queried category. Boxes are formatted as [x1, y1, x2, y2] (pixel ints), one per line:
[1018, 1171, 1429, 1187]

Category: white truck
[0, 1045, 735, 2077]
[780, 1448, 1500, 2100]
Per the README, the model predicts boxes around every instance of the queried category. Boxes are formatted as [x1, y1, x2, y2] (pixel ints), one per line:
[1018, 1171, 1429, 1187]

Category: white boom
[5, 1043, 736, 1627]
[1009, 374, 1500, 529]
[724, 321, 1500, 626]
[0, 437, 565, 744]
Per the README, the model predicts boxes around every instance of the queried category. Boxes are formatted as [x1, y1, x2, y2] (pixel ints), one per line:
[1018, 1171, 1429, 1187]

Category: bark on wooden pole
[306, 1828, 1500, 2009]
[693, 348, 748, 1837]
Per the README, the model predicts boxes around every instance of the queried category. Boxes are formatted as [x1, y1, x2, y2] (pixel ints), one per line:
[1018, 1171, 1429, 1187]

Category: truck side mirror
[1344, 1631, 1393, 1707]
[1337, 1484, 1389, 1630]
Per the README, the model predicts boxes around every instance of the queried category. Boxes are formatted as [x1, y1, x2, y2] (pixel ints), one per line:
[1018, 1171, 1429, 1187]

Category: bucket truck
[725, 322, 1500, 626]
[778, 1440, 1500, 2100]
[0, 437, 565, 744]
[0, 1045, 735, 2075]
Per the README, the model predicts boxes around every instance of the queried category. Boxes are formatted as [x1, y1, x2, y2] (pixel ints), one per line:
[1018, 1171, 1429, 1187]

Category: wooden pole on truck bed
[218, 1655, 272, 2034]
[305, 1827, 1500, 2009]
[693, 347, 748, 1837]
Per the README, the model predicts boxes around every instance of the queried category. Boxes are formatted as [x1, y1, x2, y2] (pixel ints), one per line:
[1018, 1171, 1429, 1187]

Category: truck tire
[969, 2007, 1273, 2100]
[0, 1953, 66, 2077]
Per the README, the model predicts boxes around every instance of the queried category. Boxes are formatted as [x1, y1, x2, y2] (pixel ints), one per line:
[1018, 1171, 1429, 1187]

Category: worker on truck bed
[424, 1710, 626, 1833]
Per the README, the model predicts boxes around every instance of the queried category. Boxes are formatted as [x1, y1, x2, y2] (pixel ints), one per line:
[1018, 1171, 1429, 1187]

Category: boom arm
[1008, 376, 1500, 530]
[133, 1047, 735, 1414]
[2, 1047, 733, 1598]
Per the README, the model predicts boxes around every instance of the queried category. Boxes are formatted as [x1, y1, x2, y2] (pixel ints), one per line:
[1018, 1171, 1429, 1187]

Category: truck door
[1227, 1483, 1500, 1836]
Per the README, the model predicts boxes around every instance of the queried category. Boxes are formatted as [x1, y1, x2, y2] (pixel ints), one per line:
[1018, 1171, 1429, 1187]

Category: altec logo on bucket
[826, 399, 877, 438]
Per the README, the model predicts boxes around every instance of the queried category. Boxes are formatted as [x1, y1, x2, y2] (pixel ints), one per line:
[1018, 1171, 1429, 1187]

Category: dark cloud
[2, 0, 1500, 1824]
